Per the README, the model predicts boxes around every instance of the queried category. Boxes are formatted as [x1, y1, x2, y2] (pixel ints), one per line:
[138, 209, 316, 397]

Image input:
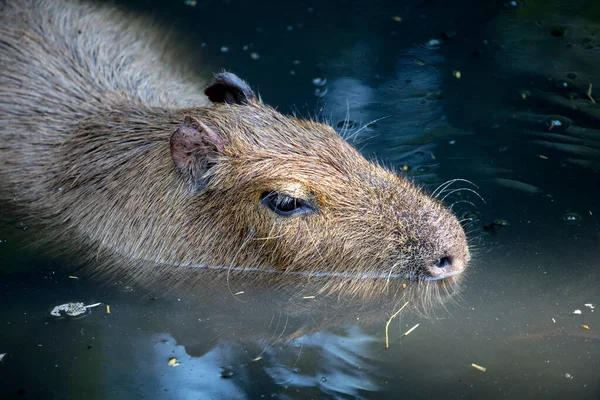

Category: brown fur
[0, 0, 470, 304]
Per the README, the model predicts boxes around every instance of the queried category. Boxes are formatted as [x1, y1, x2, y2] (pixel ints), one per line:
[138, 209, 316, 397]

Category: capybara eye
[261, 191, 316, 217]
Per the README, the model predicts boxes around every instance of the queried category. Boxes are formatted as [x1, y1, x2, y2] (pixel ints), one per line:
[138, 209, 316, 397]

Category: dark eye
[261, 191, 316, 217]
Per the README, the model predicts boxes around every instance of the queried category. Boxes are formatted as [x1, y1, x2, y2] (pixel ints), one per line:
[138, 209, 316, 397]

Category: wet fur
[0, 0, 469, 304]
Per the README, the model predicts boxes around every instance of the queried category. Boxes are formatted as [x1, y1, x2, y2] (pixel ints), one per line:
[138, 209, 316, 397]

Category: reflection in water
[1, 0, 600, 399]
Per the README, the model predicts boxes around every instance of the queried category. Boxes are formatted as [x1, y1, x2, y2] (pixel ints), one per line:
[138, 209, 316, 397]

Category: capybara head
[167, 72, 470, 301]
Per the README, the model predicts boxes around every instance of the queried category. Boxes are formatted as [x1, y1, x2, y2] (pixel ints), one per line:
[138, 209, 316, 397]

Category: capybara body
[0, 0, 470, 301]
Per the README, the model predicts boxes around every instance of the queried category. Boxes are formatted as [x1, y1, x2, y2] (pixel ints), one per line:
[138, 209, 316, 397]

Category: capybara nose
[425, 255, 464, 280]
[436, 256, 453, 269]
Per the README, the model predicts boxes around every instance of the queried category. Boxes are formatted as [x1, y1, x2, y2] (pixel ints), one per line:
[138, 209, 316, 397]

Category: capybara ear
[170, 115, 224, 188]
[204, 72, 257, 105]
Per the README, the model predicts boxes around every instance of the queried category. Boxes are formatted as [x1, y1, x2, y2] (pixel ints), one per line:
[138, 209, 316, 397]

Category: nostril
[435, 256, 453, 270]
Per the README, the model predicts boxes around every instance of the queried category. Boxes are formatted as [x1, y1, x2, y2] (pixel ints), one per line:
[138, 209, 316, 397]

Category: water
[1, 0, 599, 398]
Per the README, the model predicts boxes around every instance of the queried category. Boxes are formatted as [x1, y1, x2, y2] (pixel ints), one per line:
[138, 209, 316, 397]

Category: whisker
[258, 311, 290, 357]
[347, 115, 391, 142]
[226, 229, 256, 301]
[432, 178, 478, 198]
[440, 187, 486, 204]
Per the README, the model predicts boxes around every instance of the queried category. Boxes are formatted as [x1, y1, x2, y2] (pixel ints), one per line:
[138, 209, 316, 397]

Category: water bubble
[416, 166, 430, 174]
[462, 211, 481, 222]
[313, 87, 328, 97]
[312, 77, 326, 86]
[544, 115, 571, 132]
[504, 0, 524, 9]
[423, 38, 441, 49]
[220, 368, 235, 379]
[321, 377, 327, 382]
[563, 212, 581, 225]
[553, 78, 576, 92]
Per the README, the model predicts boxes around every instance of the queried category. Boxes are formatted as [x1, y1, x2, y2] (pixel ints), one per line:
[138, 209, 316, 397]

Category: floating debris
[0, 353, 5, 362]
[453, 71, 461, 79]
[552, 317, 556, 323]
[587, 83, 596, 103]
[581, 325, 590, 330]
[220, 46, 230, 53]
[312, 77, 326, 86]
[183, 0, 197, 6]
[584, 303, 595, 310]
[538, 154, 548, 160]
[385, 301, 410, 349]
[234, 291, 245, 295]
[50, 302, 101, 318]
[302, 296, 315, 299]
[168, 357, 180, 367]
[471, 363, 487, 372]
[572, 309, 582, 315]
[106, 304, 111, 314]
[391, 16, 402, 22]
[402, 323, 420, 337]
[252, 356, 262, 362]
[250, 52, 260, 60]
[68, 276, 79, 280]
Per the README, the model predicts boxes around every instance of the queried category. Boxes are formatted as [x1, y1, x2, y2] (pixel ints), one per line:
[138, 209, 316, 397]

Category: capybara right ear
[170, 115, 224, 188]
[204, 72, 257, 105]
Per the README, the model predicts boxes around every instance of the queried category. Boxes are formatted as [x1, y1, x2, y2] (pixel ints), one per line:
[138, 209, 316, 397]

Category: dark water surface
[1, 0, 599, 399]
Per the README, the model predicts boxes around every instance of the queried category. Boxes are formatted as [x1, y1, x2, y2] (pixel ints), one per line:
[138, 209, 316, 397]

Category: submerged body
[0, 0, 469, 301]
